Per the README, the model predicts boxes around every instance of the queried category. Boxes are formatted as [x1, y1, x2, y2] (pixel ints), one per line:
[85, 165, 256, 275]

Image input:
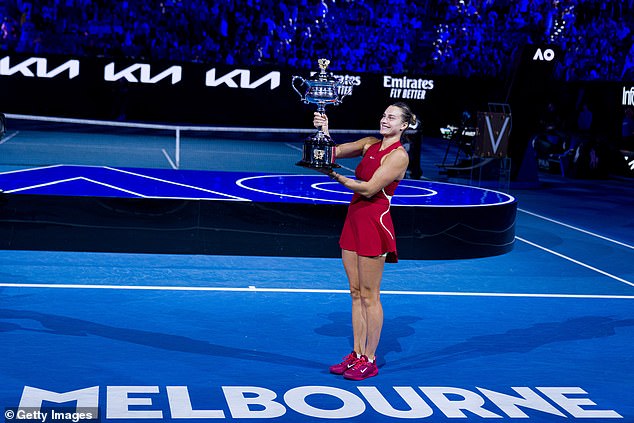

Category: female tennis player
[313, 102, 416, 380]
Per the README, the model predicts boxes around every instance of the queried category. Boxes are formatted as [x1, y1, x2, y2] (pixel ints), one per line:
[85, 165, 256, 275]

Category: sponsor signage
[205, 68, 280, 89]
[622, 86, 634, 106]
[10, 384, 622, 420]
[0, 56, 80, 79]
[0, 54, 511, 131]
[532, 48, 556, 62]
[0, 51, 627, 150]
[475, 111, 512, 158]
[384, 75, 435, 100]
[104, 63, 182, 84]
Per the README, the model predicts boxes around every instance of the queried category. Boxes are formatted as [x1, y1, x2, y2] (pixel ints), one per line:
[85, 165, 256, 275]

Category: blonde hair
[392, 102, 418, 129]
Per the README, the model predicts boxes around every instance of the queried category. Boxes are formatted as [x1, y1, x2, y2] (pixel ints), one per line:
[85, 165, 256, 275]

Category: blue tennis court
[0, 122, 633, 422]
[0, 164, 514, 206]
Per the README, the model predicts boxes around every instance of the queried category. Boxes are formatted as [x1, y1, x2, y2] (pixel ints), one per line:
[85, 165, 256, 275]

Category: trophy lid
[318, 58, 330, 73]
[313, 58, 338, 83]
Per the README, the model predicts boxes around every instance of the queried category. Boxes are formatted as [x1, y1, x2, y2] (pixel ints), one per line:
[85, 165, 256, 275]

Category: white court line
[236, 174, 349, 204]
[4, 177, 84, 193]
[516, 236, 634, 287]
[0, 282, 633, 299]
[81, 178, 145, 197]
[1, 164, 249, 200]
[0, 131, 20, 145]
[3, 176, 146, 197]
[518, 208, 634, 250]
[285, 143, 302, 152]
[105, 166, 250, 201]
[0, 164, 64, 175]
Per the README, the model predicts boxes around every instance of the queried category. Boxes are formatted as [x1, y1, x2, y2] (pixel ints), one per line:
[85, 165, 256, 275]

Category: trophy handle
[337, 81, 353, 104]
[291, 76, 308, 103]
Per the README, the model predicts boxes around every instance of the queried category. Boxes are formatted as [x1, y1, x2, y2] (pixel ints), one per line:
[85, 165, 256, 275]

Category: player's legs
[342, 248, 364, 354]
[357, 254, 385, 360]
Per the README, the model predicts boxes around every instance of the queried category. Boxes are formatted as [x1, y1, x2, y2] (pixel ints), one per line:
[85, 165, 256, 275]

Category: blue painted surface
[0, 248, 632, 422]
[0, 135, 631, 422]
[0, 165, 515, 206]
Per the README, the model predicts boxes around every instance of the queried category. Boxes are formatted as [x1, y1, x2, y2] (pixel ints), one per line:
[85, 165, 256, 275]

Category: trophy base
[296, 160, 341, 171]
[297, 130, 339, 171]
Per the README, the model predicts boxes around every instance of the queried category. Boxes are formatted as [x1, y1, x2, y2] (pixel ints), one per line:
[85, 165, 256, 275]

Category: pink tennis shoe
[343, 355, 378, 380]
[329, 351, 359, 375]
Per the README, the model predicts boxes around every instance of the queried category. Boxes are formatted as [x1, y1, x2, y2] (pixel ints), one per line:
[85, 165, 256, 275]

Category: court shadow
[390, 315, 634, 372]
[0, 308, 325, 368]
[314, 311, 422, 366]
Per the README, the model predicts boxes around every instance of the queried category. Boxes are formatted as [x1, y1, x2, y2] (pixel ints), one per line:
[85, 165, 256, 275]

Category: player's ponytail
[392, 102, 417, 129]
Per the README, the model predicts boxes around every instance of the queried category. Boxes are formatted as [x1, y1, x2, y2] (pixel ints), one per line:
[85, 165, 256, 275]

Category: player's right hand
[313, 112, 328, 129]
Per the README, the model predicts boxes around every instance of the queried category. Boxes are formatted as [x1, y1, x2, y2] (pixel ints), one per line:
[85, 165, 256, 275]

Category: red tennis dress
[339, 140, 403, 263]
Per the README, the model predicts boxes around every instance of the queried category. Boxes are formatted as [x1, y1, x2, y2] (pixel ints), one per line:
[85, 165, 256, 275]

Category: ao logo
[533, 48, 555, 61]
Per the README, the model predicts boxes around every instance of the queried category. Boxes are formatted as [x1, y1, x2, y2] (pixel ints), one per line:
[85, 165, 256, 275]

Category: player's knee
[349, 286, 361, 300]
[359, 290, 380, 307]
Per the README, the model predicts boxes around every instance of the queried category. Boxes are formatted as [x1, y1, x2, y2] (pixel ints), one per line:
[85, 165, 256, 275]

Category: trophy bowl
[292, 59, 352, 170]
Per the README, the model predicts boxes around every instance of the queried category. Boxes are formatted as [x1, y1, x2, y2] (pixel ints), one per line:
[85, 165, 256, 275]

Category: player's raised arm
[313, 112, 379, 159]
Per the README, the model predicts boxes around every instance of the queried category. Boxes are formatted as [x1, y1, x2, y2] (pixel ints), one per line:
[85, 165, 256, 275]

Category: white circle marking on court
[237, 174, 441, 204]
[312, 181, 438, 198]
[236, 174, 348, 203]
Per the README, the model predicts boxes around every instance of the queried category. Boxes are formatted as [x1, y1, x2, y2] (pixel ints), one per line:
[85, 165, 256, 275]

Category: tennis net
[0, 114, 374, 173]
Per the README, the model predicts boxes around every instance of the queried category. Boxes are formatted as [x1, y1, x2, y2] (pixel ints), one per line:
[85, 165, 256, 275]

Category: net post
[176, 127, 181, 169]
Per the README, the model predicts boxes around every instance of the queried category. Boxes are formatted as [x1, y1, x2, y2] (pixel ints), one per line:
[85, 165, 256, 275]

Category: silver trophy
[292, 59, 353, 169]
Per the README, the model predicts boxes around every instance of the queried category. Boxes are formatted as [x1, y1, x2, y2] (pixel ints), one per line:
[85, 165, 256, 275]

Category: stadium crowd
[1, 0, 633, 81]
